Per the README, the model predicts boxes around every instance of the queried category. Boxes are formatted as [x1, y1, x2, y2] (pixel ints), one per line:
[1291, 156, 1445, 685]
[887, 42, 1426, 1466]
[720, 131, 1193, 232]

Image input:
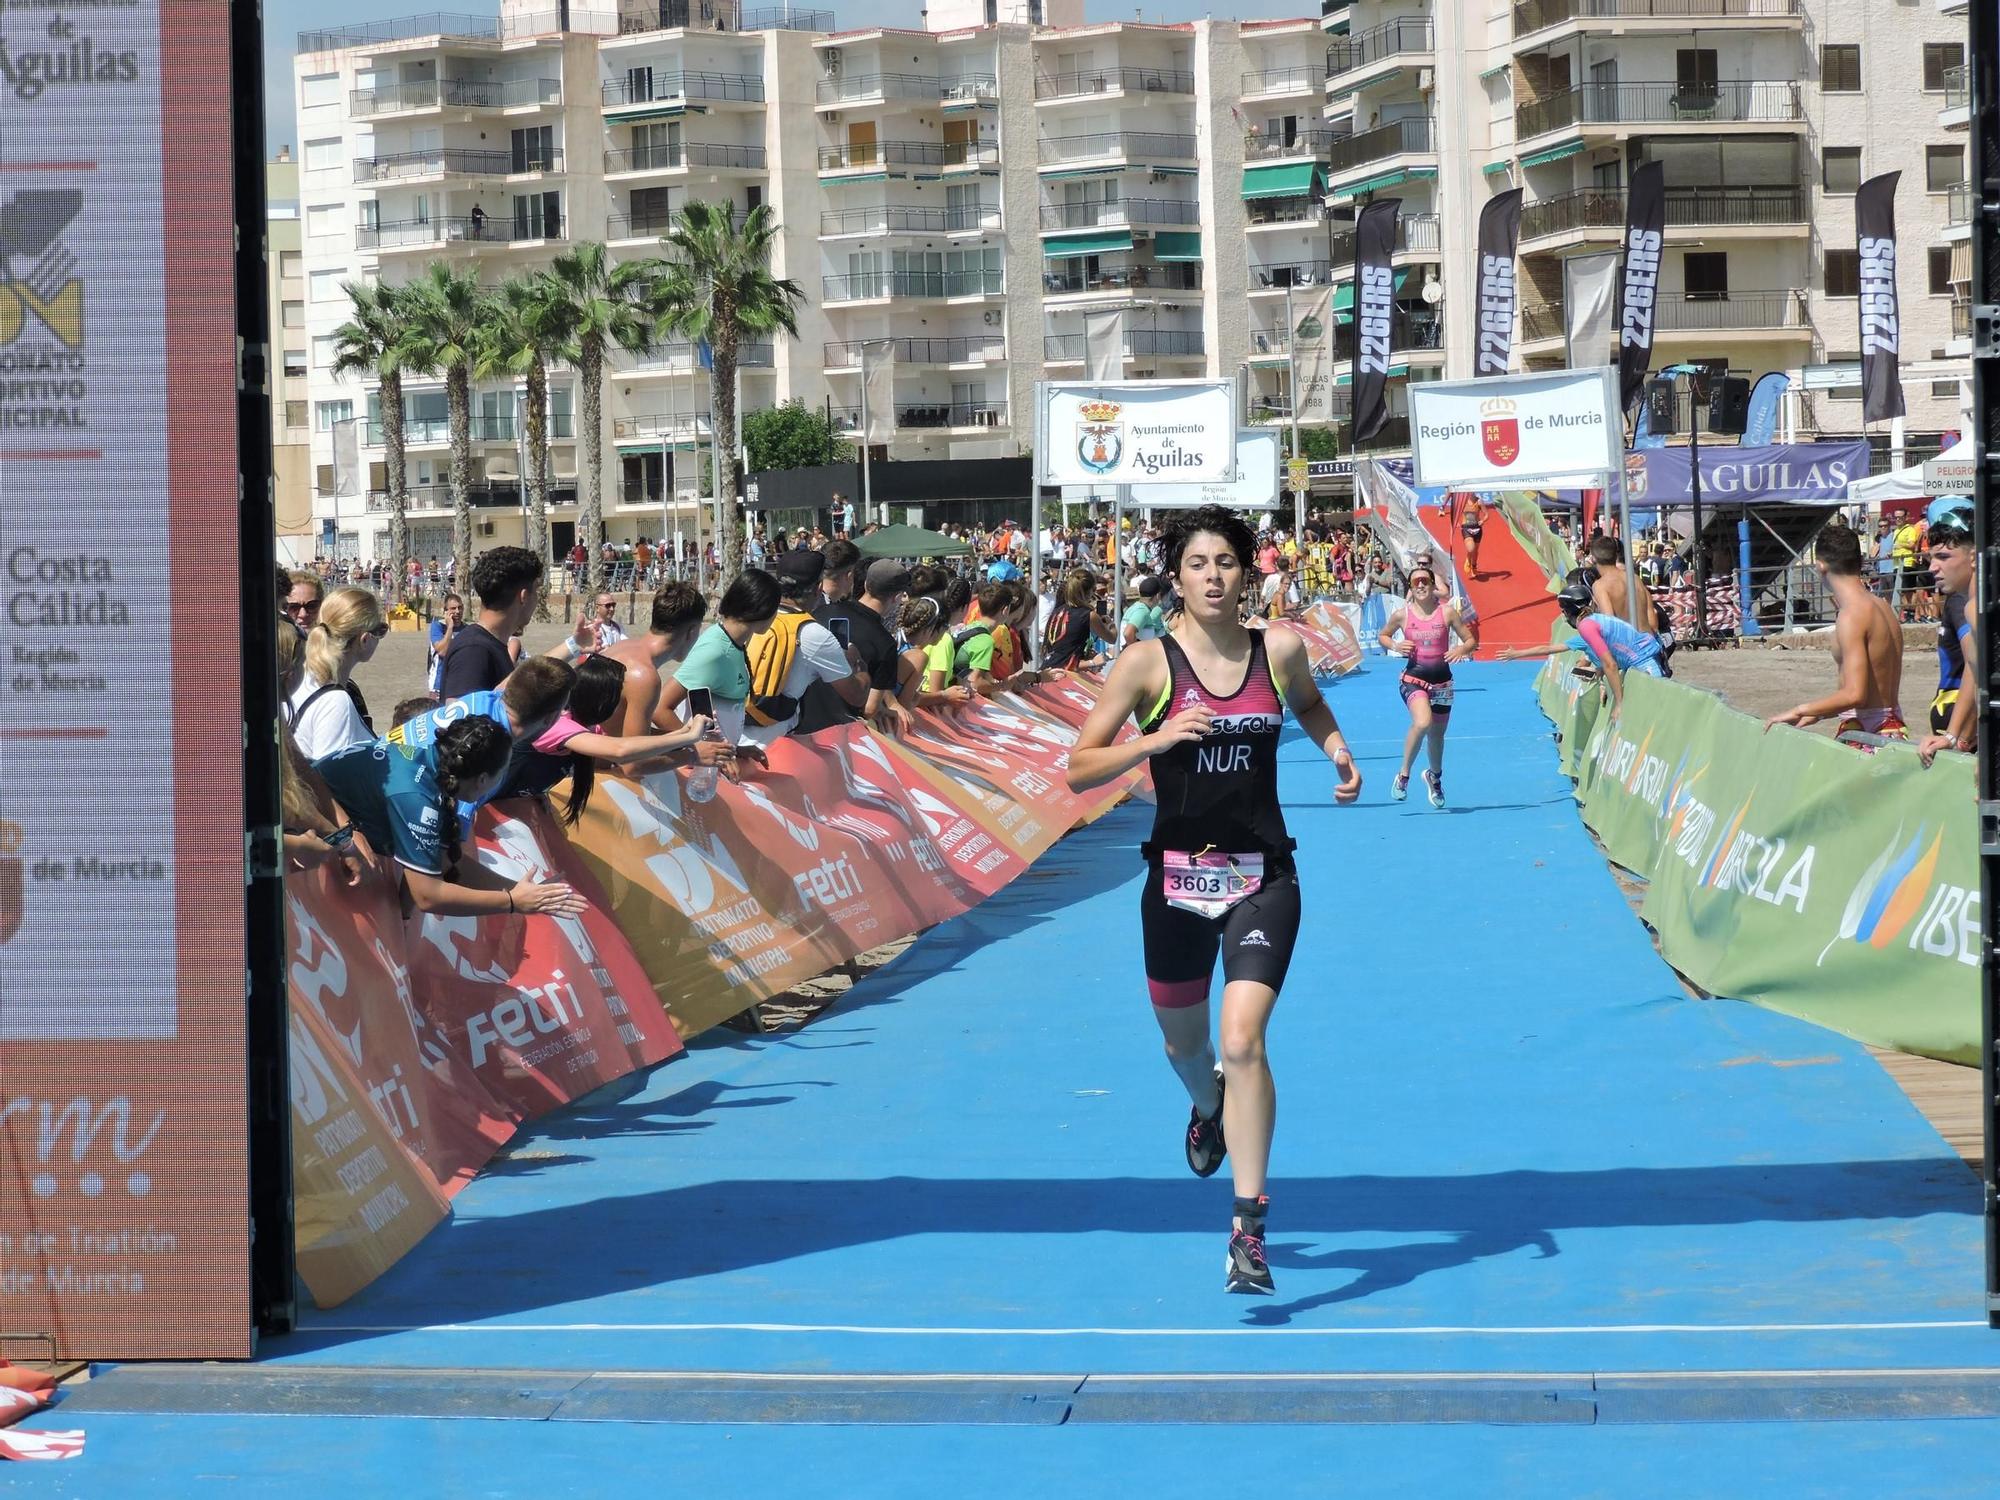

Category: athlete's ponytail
[431, 716, 510, 868]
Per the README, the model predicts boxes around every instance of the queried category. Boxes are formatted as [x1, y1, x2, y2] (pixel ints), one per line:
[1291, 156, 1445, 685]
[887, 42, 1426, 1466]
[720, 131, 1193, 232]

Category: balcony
[824, 336, 1006, 366]
[1249, 258, 1334, 290]
[819, 140, 1001, 171]
[1654, 289, 1806, 332]
[355, 147, 561, 183]
[1516, 81, 1803, 139]
[1044, 329, 1204, 361]
[1325, 18, 1433, 81]
[1331, 311, 1442, 357]
[612, 411, 715, 442]
[1247, 197, 1328, 228]
[830, 401, 1009, 431]
[611, 340, 774, 372]
[1242, 66, 1319, 96]
[821, 203, 1001, 235]
[1327, 116, 1432, 174]
[1327, 211, 1441, 267]
[614, 0, 832, 32]
[1949, 182, 1973, 227]
[1038, 131, 1197, 165]
[1953, 298, 1972, 338]
[366, 480, 575, 513]
[302, 13, 500, 49]
[1038, 198, 1199, 230]
[1244, 127, 1343, 161]
[821, 269, 1004, 302]
[604, 141, 767, 173]
[364, 413, 521, 446]
[1520, 300, 1565, 343]
[1033, 67, 1196, 101]
[358, 212, 563, 250]
[601, 72, 765, 107]
[1512, 0, 1801, 36]
[1945, 64, 1970, 112]
[1517, 184, 1806, 242]
[350, 77, 562, 116]
[816, 72, 942, 106]
[1041, 263, 1203, 296]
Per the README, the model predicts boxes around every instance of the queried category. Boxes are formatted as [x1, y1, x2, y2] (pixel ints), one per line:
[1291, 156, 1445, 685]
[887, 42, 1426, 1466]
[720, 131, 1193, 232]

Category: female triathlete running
[1068, 505, 1363, 1295]
[1379, 561, 1476, 808]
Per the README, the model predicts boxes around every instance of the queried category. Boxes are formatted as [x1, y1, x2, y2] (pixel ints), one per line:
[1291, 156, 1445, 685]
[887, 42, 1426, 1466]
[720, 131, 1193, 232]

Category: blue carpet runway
[42, 661, 2000, 1495]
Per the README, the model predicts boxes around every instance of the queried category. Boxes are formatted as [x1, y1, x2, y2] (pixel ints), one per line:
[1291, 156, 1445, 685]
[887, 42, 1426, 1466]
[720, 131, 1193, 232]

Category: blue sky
[261, 0, 1290, 154]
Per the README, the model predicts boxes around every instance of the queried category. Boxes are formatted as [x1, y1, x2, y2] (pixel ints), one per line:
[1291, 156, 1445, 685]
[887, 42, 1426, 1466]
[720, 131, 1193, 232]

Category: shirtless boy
[1764, 522, 1906, 742]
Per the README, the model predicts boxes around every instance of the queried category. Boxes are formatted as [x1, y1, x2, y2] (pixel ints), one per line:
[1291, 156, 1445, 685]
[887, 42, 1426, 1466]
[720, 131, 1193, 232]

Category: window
[510, 125, 554, 173]
[308, 269, 342, 302]
[1825, 250, 1859, 296]
[305, 204, 342, 239]
[315, 464, 336, 495]
[284, 400, 308, 431]
[1675, 49, 1718, 97]
[278, 251, 302, 279]
[283, 347, 308, 379]
[1928, 144, 1965, 193]
[512, 190, 562, 241]
[1930, 246, 1954, 295]
[1821, 44, 1860, 93]
[1934, 377, 1964, 399]
[314, 399, 354, 431]
[1683, 251, 1727, 300]
[549, 386, 574, 440]
[1827, 350, 1862, 401]
[1923, 42, 1964, 92]
[303, 137, 342, 173]
[1822, 147, 1861, 195]
[745, 184, 763, 214]
[300, 72, 340, 108]
[312, 334, 337, 368]
[281, 299, 304, 328]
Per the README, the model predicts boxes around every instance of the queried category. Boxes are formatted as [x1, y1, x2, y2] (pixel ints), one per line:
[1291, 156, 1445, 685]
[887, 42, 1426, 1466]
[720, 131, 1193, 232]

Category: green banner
[1494, 491, 1576, 591]
[1539, 667, 1978, 1063]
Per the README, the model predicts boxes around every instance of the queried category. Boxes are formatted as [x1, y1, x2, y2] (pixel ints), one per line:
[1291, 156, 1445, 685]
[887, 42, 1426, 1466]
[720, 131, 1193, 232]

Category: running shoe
[1424, 769, 1445, 809]
[1185, 1068, 1226, 1178]
[1391, 772, 1409, 802]
[1226, 1222, 1274, 1295]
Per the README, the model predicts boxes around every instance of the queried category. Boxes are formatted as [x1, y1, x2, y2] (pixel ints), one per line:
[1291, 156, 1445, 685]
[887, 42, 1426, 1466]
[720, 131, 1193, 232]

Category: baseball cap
[864, 559, 912, 597]
[771, 549, 827, 587]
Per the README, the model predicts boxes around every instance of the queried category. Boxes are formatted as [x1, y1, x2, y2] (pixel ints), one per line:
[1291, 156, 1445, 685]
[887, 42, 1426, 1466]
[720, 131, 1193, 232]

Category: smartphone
[686, 687, 715, 726]
[826, 615, 852, 649]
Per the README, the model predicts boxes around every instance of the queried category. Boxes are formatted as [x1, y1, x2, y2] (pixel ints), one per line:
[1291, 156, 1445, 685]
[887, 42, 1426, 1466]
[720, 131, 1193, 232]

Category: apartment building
[1323, 0, 1971, 464]
[268, 150, 316, 564]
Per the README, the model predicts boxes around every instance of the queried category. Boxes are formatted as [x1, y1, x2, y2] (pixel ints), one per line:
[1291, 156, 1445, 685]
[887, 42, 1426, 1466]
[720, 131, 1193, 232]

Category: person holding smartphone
[815, 558, 911, 734]
[656, 569, 782, 767]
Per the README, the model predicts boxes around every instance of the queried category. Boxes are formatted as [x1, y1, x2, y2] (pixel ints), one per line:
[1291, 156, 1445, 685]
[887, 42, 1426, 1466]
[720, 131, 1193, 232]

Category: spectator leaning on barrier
[600, 582, 722, 761]
[1044, 569, 1116, 672]
[445, 546, 544, 697]
[274, 618, 364, 886]
[287, 586, 387, 760]
[816, 558, 912, 735]
[501, 653, 717, 819]
[897, 595, 972, 709]
[821, 538, 861, 608]
[660, 568, 783, 757]
[921, 578, 974, 698]
[427, 592, 463, 700]
[954, 581, 1053, 698]
[741, 549, 868, 748]
[1765, 522, 1908, 744]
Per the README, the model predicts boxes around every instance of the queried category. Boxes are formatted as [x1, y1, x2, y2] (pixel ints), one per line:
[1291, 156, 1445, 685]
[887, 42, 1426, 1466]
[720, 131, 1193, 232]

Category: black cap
[772, 549, 827, 588]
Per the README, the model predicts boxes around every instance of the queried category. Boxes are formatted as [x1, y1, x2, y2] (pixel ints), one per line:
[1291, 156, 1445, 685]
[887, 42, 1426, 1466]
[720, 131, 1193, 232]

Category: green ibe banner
[1537, 662, 1979, 1063]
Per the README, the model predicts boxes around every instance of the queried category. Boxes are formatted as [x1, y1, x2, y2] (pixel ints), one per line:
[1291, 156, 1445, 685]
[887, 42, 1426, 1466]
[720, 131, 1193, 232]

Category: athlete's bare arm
[1377, 608, 1409, 655]
[1066, 639, 1205, 791]
[1265, 628, 1362, 805]
[1766, 607, 1870, 730]
[1443, 604, 1478, 664]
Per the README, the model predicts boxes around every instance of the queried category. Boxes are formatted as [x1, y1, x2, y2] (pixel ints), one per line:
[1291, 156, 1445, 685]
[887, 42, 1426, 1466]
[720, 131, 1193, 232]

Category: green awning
[1243, 161, 1320, 199]
[1334, 361, 1409, 386]
[1152, 165, 1200, 176]
[820, 170, 890, 183]
[1332, 267, 1413, 321]
[1154, 231, 1201, 261]
[1044, 230, 1134, 258]
[1520, 140, 1585, 169]
[608, 104, 688, 121]
[1040, 165, 1122, 180]
[1331, 165, 1435, 202]
[1483, 159, 1513, 176]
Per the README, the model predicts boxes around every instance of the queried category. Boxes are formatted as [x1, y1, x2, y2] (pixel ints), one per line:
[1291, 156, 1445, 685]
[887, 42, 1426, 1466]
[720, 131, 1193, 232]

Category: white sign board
[1129, 429, 1282, 511]
[1801, 362, 1865, 391]
[1922, 454, 1974, 495]
[1035, 380, 1237, 487]
[1410, 367, 1622, 490]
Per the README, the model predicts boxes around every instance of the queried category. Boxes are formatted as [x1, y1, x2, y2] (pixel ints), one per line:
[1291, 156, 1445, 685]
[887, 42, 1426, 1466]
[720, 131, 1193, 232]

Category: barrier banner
[1292, 604, 1365, 674]
[1538, 666, 1978, 1062]
[1493, 492, 1576, 589]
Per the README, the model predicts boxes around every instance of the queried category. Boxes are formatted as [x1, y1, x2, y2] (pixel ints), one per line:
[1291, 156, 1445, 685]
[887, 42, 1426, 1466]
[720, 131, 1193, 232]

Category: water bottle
[687, 754, 719, 804]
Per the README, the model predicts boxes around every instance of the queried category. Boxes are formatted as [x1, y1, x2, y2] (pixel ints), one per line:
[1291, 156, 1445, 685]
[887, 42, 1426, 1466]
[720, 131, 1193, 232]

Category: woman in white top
[287, 585, 386, 760]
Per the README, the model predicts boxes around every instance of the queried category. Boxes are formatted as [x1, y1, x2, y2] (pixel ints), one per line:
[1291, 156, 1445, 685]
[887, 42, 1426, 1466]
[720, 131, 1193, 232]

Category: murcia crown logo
[1479, 395, 1521, 468]
[1076, 398, 1125, 475]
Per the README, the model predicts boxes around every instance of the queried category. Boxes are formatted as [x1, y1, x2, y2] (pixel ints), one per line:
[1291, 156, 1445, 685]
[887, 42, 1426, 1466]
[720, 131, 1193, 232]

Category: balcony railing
[364, 414, 521, 445]
[354, 147, 562, 182]
[819, 140, 1001, 170]
[350, 77, 562, 116]
[1044, 329, 1206, 360]
[830, 401, 1010, 430]
[1512, 0, 1801, 35]
[604, 141, 767, 173]
[1242, 65, 1319, 94]
[358, 213, 562, 249]
[1327, 116, 1433, 173]
[1944, 64, 1970, 110]
[1033, 67, 1196, 100]
[618, 0, 738, 31]
[1041, 263, 1204, 295]
[824, 336, 1006, 365]
[1331, 311, 1442, 356]
[1244, 127, 1344, 160]
[1518, 183, 1807, 241]
[821, 269, 1005, 301]
[1248, 198, 1328, 227]
[612, 411, 716, 441]
[1249, 258, 1334, 290]
[1039, 197, 1200, 230]
[611, 341, 774, 372]
[821, 203, 1001, 235]
[1517, 80, 1803, 138]
[815, 72, 942, 105]
[1952, 298, 1972, 337]
[1327, 211, 1441, 267]
[602, 71, 765, 107]
[1653, 289, 1806, 330]
[1949, 182, 1974, 226]
[1038, 131, 1198, 165]
[741, 5, 835, 27]
[367, 481, 576, 512]
[1520, 301, 1566, 342]
[1325, 17, 1433, 79]
[302, 13, 500, 49]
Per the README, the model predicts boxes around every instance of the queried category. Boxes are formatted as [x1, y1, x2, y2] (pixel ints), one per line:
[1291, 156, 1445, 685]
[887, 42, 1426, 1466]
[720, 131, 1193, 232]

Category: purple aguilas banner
[1626, 440, 1871, 506]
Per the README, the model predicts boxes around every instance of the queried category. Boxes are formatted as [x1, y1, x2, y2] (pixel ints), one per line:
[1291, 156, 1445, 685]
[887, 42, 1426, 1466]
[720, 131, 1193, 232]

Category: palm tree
[329, 280, 415, 601]
[477, 274, 575, 620]
[543, 241, 660, 598]
[653, 202, 805, 590]
[401, 261, 486, 589]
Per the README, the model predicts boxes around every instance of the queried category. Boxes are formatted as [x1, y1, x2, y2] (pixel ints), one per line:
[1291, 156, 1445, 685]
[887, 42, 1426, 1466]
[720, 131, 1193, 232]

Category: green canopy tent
[855, 523, 973, 560]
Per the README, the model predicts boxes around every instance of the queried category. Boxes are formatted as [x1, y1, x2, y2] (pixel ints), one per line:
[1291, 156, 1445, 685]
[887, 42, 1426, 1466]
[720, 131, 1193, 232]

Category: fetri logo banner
[1410, 367, 1621, 491]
